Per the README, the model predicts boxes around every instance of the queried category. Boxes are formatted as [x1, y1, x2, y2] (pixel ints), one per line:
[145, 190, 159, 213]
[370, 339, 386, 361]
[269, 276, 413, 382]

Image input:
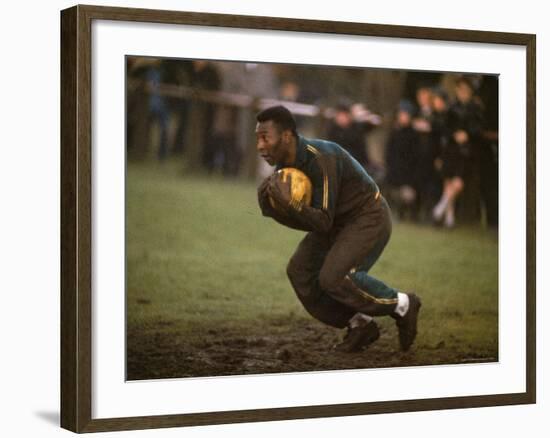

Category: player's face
[255, 120, 288, 166]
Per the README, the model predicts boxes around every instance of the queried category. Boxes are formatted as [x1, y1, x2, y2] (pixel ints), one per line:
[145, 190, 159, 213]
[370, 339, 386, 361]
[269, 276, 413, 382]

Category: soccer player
[256, 105, 421, 352]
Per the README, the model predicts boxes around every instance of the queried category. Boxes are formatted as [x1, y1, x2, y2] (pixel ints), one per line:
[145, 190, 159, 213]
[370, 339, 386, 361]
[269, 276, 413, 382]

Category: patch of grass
[126, 160, 498, 378]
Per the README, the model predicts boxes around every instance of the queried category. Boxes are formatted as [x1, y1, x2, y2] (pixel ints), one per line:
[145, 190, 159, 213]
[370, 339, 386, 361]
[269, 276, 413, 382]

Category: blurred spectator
[146, 62, 170, 161]
[414, 84, 433, 122]
[385, 100, 420, 221]
[162, 59, 193, 155]
[279, 81, 301, 102]
[327, 103, 368, 166]
[191, 60, 221, 172]
[126, 57, 147, 157]
[412, 84, 442, 220]
[404, 72, 442, 101]
[430, 86, 449, 185]
[206, 62, 242, 177]
[433, 76, 484, 227]
[326, 102, 379, 170]
[478, 75, 499, 228]
[217, 61, 279, 180]
[126, 58, 170, 161]
[210, 105, 241, 176]
[431, 86, 449, 139]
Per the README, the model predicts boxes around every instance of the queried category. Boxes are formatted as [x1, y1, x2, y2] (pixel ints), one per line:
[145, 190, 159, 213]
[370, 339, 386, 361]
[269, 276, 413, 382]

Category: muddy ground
[127, 317, 497, 381]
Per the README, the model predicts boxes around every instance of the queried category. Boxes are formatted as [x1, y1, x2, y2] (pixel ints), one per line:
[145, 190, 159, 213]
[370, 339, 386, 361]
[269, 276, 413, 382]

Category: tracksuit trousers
[286, 195, 399, 328]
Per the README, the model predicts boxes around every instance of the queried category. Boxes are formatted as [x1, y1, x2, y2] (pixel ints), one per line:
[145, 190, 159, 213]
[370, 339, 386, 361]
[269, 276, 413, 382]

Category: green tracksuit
[258, 135, 399, 328]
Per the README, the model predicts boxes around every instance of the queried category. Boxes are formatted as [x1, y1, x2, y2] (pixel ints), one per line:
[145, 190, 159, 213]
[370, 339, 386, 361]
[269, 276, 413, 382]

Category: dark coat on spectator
[327, 122, 371, 167]
[442, 100, 484, 178]
[385, 126, 420, 187]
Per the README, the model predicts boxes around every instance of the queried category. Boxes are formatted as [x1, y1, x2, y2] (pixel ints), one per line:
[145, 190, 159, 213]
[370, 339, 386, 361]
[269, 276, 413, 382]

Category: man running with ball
[256, 105, 421, 352]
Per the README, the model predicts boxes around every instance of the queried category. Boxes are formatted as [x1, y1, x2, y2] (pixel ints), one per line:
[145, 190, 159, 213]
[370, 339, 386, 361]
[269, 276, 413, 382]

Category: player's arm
[257, 176, 312, 232]
[272, 155, 339, 234]
[257, 176, 276, 217]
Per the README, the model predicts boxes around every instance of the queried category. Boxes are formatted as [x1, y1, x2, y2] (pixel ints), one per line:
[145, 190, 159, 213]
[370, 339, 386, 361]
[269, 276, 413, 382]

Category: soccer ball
[268, 168, 313, 215]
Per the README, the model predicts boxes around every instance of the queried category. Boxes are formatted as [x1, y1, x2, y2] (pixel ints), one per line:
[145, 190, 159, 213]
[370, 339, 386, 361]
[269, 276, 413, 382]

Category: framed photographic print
[60, 4, 536, 433]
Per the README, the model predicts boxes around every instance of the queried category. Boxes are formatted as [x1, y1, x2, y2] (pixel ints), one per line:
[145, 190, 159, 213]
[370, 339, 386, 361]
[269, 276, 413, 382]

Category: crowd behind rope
[127, 58, 498, 229]
[382, 76, 498, 229]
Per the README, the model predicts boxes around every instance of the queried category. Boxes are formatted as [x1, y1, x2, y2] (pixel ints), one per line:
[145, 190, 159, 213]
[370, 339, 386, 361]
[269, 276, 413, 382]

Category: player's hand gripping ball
[268, 168, 313, 216]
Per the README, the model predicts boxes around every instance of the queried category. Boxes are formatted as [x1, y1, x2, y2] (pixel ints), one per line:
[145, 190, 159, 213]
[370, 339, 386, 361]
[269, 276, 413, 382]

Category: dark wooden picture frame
[61, 4, 536, 433]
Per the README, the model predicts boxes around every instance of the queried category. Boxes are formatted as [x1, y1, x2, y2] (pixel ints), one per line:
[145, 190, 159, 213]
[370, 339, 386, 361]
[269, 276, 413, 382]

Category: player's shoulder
[302, 137, 342, 158]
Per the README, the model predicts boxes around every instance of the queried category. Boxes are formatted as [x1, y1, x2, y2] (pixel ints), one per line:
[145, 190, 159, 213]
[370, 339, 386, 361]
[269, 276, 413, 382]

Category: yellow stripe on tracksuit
[306, 145, 328, 210]
[345, 274, 399, 305]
